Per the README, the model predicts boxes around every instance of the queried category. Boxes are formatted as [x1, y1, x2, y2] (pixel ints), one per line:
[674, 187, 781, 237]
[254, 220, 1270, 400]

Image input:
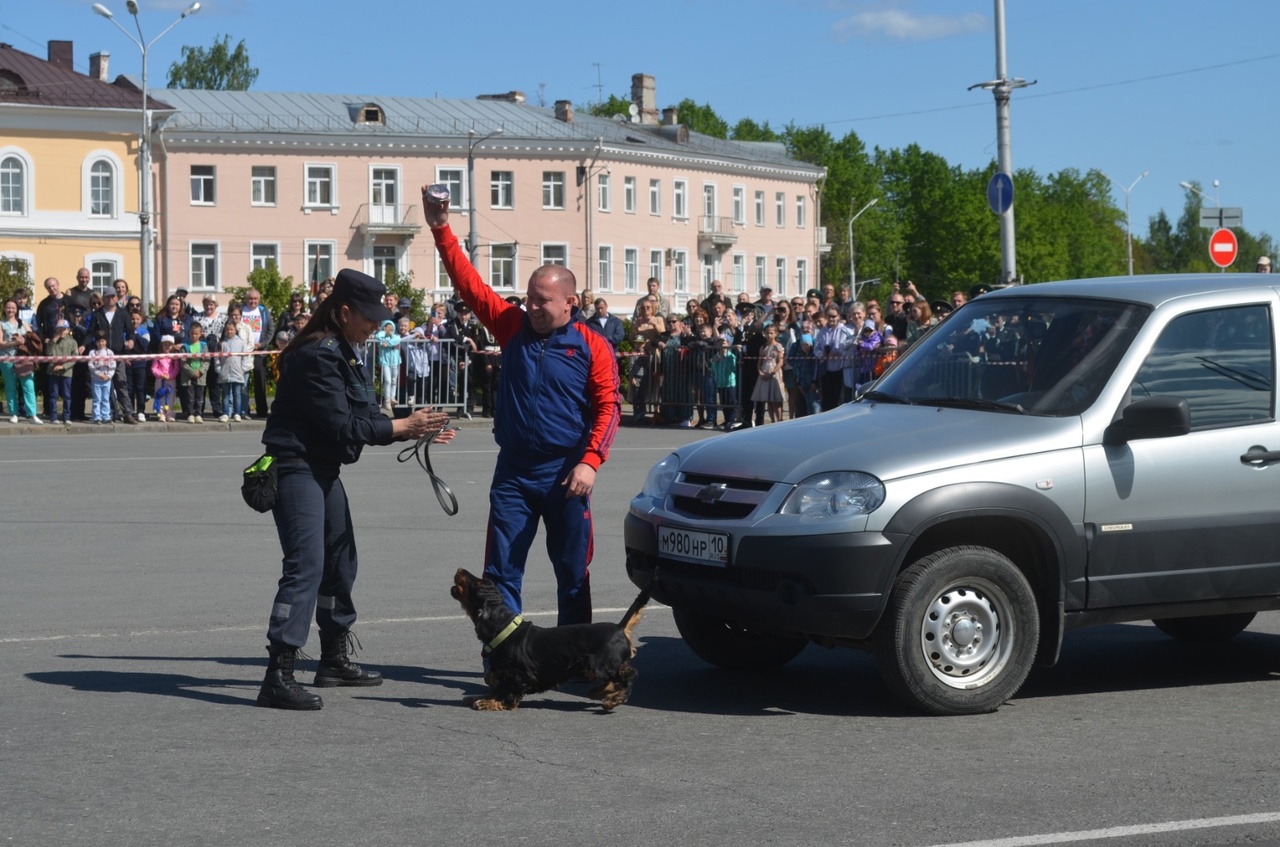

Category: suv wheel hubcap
[919, 577, 1014, 689]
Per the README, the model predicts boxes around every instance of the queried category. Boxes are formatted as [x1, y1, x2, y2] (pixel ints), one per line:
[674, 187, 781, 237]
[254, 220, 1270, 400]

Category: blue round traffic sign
[987, 172, 1014, 215]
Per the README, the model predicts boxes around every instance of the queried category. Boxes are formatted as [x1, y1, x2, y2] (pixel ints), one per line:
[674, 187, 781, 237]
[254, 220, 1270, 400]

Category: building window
[672, 250, 688, 293]
[649, 249, 663, 286]
[754, 191, 765, 226]
[755, 256, 767, 291]
[597, 173, 611, 212]
[649, 179, 661, 216]
[0, 155, 25, 214]
[624, 177, 636, 214]
[250, 243, 278, 271]
[624, 248, 638, 292]
[491, 171, 513, 209]
[673, 180, 688, 220]
[542, 243, 568, 266]
[598, 245, 613, 291]
[306, 165, 335, 207]
[436, 167, 465, 210]
[490, 244, 516, 287]
[305, 241, 335, 285]
[190, 165, 215, 205]
[775, 257, 787, 295]
[89, 160, 114, 217]
[796, 258, 808, 293]
[702, 184, 716, 219]
[90, 260, 117, 293]
[251, 166, 276, 206]
[371, 167, 398, 210]
[775, 192, 785, 227]
[796, 195, 807, 228]
[542, 172, 565, 209]
[732, 254, 746, 292]
[372, 245, 397, 282]
[732, 187, 745, 225]
[190, 243, 218, 289]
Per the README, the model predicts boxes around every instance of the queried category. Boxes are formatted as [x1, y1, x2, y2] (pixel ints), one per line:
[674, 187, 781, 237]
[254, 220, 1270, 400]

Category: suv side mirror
[1105, 396, 1191, 444]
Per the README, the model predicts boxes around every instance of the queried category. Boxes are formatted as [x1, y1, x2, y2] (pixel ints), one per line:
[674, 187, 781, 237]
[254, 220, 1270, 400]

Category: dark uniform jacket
[262, 334, 394, 467]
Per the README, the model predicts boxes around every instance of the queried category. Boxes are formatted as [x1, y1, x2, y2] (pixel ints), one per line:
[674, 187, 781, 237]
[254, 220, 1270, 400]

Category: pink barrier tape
[3, 349, 279, 365]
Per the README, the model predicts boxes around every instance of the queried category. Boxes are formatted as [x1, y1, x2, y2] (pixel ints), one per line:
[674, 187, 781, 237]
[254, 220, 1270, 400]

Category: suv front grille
[668, 473, 780, 521]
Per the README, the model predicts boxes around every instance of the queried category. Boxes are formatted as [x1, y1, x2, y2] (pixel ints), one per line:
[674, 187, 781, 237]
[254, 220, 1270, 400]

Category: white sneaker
[30, 416, 42, 425]
[188, 416, 198, 424]
[8, 415, 16, 424]
[233, 414, 242, 422]
[137, 412, 146, 422]
[195, 415, 204, 423]
[218, 414, 229, 423]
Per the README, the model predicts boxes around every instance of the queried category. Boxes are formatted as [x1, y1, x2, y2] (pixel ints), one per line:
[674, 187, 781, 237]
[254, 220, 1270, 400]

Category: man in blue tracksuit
[425, 187, 620, 625]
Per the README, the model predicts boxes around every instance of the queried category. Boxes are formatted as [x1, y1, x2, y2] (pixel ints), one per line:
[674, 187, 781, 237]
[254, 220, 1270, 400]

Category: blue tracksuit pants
[267, 461, 358, 648]
[484, 453, 593, 625]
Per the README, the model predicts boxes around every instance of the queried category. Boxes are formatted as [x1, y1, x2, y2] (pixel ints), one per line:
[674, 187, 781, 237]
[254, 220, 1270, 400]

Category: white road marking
[0, 604, 670, 644]
[923, 812, 1280, 847]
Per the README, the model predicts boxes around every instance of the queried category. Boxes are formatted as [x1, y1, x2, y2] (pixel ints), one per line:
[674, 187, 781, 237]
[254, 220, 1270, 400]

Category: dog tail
[618, 583, 653, 655]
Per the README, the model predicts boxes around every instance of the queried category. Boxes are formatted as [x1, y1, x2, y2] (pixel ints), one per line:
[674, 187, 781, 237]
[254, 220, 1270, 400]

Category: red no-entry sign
[1209, 228, 1238, 268]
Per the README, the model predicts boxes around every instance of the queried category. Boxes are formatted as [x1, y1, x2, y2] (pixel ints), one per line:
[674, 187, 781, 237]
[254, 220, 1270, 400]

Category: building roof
[0, 42, 170, 111]
[156, 86, 822, 176]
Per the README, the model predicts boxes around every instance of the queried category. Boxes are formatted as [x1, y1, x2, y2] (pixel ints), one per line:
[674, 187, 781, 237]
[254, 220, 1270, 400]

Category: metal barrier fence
[363, 336, 479, 418]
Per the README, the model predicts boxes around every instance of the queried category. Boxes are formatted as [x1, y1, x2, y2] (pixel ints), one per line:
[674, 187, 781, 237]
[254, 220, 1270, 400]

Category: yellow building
[0, 40, 170, 301]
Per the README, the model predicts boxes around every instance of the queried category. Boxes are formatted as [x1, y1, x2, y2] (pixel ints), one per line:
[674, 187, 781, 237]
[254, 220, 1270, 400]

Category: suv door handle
[1240, 446, 1280, 466]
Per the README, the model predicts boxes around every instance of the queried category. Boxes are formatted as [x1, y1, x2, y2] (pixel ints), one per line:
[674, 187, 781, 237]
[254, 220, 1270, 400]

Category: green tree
[226, 261, 300, 320]
[730, 117, 780, 142]
[583, 94, 634, 120]
[673, 98, 729, 138]
[0, 258, 32, 304]
[167, 34, 260, 91]
[381, 269, 425, 323]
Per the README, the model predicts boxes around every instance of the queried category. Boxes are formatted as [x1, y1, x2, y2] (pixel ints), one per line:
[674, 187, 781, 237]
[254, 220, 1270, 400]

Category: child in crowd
[128, 309, 151, 421]
[750, 324, 786, 424]
[179, 322, 208, 423]
[689, 322, 719, 429]
[217, 320, 248, 422]
[374, 319, 401, 410]
[398, 317, 424, 405]
[151, 335, 179, 422]
[45, 319, 77, 424]
[87, 331, 115, 424]
[711, 336, 739, 431]
[787, 332, 820, 418]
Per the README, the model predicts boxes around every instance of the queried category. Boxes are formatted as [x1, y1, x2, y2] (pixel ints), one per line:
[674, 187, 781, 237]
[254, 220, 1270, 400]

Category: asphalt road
[5, 424, 1280, 847]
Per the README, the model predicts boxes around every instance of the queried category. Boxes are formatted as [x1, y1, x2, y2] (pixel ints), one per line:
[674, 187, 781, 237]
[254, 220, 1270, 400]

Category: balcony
[817, 226, 832, 254]
[697, 215, 738, 250]
[353, 203, 422, 242]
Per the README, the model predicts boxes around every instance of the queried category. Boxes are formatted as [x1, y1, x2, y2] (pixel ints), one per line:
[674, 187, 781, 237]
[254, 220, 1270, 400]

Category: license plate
[658, 526, 729, 566]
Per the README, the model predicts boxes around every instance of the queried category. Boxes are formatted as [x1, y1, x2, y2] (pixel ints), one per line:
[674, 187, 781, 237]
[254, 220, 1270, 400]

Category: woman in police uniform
[257, 268, 453, 711]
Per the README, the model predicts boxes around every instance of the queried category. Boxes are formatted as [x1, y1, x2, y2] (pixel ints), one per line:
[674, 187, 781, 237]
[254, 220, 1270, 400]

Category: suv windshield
[870, 296, 1151, 416]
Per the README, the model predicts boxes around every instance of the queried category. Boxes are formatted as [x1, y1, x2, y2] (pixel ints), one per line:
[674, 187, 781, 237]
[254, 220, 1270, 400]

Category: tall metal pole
[466, 128, 503, 268]
[970, 0, 1033, 285]
[848, 197, 878, 301]
[1104, 170, 1148, 275]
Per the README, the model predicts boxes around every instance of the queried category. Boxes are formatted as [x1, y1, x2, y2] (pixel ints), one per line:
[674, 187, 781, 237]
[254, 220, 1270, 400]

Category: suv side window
[1131, 304, 1274, 429]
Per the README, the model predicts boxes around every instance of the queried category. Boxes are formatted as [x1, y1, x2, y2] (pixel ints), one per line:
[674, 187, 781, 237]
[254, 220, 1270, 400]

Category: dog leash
[396, 422, 459, 516]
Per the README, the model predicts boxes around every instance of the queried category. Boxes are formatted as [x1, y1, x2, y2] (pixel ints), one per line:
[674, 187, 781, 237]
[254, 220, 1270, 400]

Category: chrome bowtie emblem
[695, 482, 728, 503]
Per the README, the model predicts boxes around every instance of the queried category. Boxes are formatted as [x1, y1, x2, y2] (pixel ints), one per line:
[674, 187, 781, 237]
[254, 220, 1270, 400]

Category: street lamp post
[466, 128, 504, 268]
[1103, 169, 1148, 275]
[847, 197, 878, 300]
[1179, 179, 1220, 208]
[92, 1, 200, 313]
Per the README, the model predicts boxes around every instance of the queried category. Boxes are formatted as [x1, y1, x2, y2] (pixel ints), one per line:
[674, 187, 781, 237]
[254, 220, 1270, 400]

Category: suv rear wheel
[874, 546, 1039, 715]
[673, 609, 808, 671]
[1153, 612, 1256, 642]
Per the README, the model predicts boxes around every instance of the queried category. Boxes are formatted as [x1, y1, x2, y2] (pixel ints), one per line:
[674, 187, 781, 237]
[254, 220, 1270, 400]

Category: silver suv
[625, 274, 1280, 715]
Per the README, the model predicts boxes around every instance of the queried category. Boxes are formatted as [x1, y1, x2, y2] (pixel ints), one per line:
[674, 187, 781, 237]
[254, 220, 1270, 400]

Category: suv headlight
[640, 452, 681, 498]
[779, 472, 885, 518]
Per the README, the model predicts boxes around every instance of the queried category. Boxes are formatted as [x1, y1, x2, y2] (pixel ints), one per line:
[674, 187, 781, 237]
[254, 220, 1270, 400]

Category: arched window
[0, 155, 25, 215]
[90, 160, 114, 217]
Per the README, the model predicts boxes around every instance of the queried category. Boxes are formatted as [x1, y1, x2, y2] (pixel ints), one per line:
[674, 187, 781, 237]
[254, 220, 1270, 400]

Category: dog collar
[483, 615, 523, 656]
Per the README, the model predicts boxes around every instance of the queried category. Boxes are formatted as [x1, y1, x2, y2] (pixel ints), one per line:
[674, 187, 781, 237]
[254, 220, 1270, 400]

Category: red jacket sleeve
[431, 224, 524, 345]
[578, 325, 621, 470]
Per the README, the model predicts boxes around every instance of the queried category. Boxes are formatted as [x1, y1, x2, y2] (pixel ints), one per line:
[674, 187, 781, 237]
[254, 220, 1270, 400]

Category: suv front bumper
[624, 512, 905, 640]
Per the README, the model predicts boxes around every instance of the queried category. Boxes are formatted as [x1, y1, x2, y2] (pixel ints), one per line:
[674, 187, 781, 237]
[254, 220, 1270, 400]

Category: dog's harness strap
[483, 615, 524, 655]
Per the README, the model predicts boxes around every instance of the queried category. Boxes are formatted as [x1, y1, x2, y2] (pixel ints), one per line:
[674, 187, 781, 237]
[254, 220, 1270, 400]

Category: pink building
[155, 75, 827, 311]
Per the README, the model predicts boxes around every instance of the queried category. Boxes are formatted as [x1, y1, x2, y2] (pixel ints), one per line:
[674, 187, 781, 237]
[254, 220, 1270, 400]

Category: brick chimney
[89, 51, 110, 82]
[554, 99, 573, 123]
[631, 73, 658, 125]
[662, 106, 679, 126]
[48, 40, 73, 71]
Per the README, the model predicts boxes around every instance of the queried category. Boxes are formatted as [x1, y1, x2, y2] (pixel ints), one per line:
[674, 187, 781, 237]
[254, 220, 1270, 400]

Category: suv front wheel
[874, 546, 1039, 715]
[673, 609, 809, 671]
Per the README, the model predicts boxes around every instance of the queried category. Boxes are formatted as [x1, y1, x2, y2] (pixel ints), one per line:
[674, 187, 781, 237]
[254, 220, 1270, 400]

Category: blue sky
[7, 0, 1279, 260]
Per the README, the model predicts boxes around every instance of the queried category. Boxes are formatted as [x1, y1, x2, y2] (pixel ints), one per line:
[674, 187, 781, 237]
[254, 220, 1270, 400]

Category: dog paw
[465, 695, 518, 711]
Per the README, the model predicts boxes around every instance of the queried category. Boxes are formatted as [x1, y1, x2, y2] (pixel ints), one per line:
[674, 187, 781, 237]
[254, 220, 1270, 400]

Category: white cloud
[835, 9, 987, 41]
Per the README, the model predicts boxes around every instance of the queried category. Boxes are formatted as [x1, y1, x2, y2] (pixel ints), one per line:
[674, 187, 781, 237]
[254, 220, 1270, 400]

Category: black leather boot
[257, 643, 323, 710]
[314, 631, 383, 688]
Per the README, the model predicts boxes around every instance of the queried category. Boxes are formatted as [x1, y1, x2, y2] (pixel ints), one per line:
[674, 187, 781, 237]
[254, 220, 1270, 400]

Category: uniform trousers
[484, 453, 593, 626]
[267, 461, 358, 648]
